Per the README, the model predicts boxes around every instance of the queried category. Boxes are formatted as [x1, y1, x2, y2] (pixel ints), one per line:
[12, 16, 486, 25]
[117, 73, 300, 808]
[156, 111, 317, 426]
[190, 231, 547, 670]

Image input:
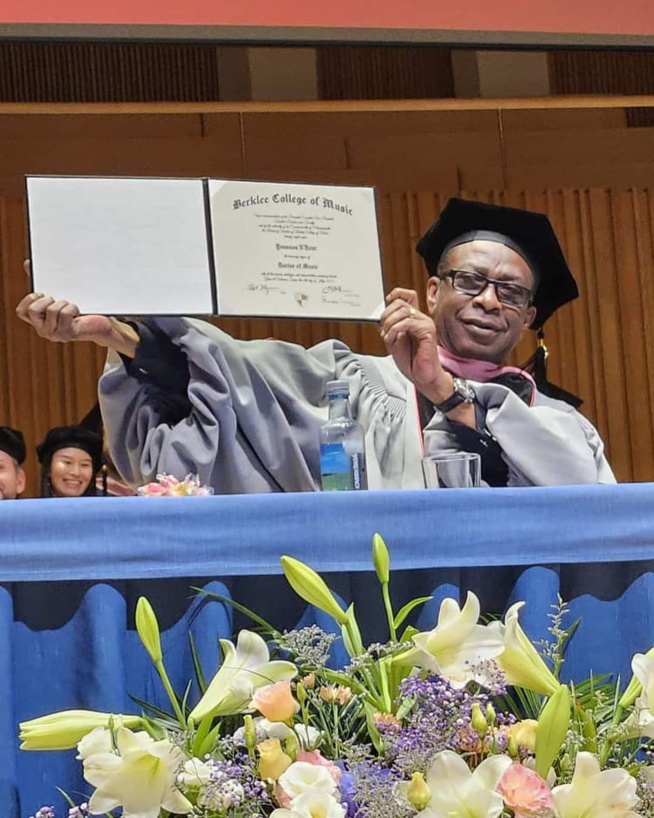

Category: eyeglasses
[442, 269, 533, 309]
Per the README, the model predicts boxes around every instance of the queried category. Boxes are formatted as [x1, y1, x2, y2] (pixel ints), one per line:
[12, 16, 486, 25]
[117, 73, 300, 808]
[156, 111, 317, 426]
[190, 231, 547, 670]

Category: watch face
[453, 378, 475, 402]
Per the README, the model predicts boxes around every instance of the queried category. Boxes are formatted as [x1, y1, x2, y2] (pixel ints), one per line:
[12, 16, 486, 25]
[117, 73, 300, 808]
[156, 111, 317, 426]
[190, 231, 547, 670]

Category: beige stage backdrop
[0, 98, 653, 493]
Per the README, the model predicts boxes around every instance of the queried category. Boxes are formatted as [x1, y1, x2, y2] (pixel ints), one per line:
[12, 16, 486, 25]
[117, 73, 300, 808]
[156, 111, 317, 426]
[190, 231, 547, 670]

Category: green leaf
[399, 624, 419, 644]
[393, 597, 433, 630]
[192, 587, 281, 638]
[189, 632, 207, 694]
[192, 712, 216, 758]
[363, 702, 384, 753]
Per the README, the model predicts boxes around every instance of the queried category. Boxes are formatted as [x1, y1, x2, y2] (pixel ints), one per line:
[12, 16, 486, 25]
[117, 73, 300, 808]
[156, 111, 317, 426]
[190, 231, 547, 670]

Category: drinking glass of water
[421, 452, 481, 488]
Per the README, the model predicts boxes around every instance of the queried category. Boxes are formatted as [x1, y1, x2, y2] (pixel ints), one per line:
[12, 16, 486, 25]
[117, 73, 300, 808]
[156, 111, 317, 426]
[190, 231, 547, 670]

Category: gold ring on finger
[409, 307, 416, 318]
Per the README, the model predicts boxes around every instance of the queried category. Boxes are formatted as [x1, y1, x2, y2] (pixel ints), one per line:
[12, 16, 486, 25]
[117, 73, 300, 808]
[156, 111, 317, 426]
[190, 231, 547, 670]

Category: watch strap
[433, 377, 474, 414]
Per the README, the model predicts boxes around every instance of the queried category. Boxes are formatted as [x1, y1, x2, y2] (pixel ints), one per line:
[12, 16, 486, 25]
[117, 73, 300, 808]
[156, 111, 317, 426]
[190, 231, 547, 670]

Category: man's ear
[426, 276, 441, 312]
[522, 305, 537, 332]
[16, 467, 26, 496]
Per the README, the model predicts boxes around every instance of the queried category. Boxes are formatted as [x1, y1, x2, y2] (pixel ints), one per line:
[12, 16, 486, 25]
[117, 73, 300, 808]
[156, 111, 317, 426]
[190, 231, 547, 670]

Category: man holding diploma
[17, 198, 614, 491]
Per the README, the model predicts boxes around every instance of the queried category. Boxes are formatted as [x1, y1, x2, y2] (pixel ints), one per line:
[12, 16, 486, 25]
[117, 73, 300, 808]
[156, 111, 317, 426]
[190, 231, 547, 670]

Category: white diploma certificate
[26, 176, 385, 321]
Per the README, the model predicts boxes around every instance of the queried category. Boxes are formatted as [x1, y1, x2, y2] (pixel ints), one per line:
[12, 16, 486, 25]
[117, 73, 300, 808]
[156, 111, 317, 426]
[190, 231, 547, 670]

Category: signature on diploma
[246, 283, 278, 295]
[321, 285, 361, 307]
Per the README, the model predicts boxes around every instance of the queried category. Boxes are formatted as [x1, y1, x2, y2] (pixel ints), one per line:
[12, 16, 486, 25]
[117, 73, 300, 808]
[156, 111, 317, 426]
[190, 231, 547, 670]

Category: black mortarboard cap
[36, 425, 104, 474]
[0, 427, 26, 464]
[416, 198, 579, 330]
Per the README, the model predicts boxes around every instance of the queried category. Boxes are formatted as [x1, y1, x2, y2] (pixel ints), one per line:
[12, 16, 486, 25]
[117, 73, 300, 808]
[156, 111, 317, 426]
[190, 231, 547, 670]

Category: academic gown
[98, 317, 615, 493]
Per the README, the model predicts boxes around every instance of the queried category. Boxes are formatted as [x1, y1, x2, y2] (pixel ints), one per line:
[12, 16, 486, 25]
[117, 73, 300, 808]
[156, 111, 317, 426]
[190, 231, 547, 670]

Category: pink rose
[138, 482, 167, 497]
[497, 763, 554, 817]
[297, 750, 342, 786]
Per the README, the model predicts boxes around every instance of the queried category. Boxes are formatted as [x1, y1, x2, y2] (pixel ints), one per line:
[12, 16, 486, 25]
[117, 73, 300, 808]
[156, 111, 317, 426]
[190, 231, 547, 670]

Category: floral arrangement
[19, 534, 654, 818]
[137, 473, 214, 497]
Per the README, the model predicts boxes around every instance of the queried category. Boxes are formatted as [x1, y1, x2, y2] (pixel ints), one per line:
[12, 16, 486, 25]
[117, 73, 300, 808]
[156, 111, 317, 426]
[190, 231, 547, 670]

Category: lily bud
[19, 710, 143, 751]
[243, 715, 257, 754]
[135, 597, 163, 664]
[280, 556, 349, 625]
[535, 684, 571, 779]
[406, 772, 431, 811]
[486, 703, 496, 727]
[372, 533, 390, 585]
[471, 703, 488, 739]
[296, 683, 307, 705]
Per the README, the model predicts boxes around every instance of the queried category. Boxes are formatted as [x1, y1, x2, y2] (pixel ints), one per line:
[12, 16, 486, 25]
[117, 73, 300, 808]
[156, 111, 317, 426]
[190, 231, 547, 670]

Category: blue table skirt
[1, 485, 653, 816]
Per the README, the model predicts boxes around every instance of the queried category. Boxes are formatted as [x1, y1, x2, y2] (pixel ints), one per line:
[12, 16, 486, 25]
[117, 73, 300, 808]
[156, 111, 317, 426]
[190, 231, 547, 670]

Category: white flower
[76, 727, 113, 761]
[235, 718, 322, 749]
[488, 602, 559, 696]
[278, 761, 339, 800]
[294, 724, 322, 749]
[628, 653, 654, 738]
[401, 592, 505, 688]
[178, 757, 214, 788]
[551, 752, 639, 818]
[190, 630, 297, 721]
[421, 749, 512, 818]
[261, 718, 294, 740]
[272, 792, 345, 818]
[82, 726, 192, 818]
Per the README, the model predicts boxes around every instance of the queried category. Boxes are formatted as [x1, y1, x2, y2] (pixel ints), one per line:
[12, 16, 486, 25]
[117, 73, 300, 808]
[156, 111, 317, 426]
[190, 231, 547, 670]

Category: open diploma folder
[26, 176, 385, 321]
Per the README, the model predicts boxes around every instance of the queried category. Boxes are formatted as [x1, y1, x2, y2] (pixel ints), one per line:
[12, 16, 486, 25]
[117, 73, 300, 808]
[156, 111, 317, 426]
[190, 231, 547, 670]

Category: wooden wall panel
[0, 42, 221, 103]
[316, 46, 454, 101]
[239, 110, 503, 191]
[502, 125, 654, 189]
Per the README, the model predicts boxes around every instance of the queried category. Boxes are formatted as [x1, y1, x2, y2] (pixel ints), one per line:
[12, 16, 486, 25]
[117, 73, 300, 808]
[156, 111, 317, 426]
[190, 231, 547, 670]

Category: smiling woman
[36, 425, 105, 498]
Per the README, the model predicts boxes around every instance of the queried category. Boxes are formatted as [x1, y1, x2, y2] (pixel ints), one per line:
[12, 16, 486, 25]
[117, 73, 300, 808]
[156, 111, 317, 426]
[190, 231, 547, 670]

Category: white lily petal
[551, 751, 638, 818]
[422, 750, 509, 818]
[632, 653, 654, 707]
[88, 790, 121, 813]
[189, 630, 297, 721]
[410, 595, 504, 687]
[235, 630, 271, 667]
[82, 727, 192, 818]
[425, 750, 472, 792]
[470, 754, 514, 791]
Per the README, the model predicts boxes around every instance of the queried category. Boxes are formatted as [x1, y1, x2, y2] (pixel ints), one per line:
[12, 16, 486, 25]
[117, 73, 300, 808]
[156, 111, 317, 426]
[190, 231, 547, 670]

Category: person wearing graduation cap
[36, 425, 105, 498]
[16, 197, 613, 491]
[380, 197, 614, 486]
[0, 426, 27, 500]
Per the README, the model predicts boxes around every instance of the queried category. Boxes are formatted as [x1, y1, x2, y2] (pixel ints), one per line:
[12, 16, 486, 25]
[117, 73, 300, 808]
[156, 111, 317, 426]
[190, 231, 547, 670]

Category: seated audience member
[0, 426, 27, 500]
[17, 198, 614, 491]
[36, 426, 105, 498]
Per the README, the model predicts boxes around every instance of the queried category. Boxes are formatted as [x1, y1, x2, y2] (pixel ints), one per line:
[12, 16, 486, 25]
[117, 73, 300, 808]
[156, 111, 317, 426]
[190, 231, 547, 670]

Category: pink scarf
[437, 345, 536, 406]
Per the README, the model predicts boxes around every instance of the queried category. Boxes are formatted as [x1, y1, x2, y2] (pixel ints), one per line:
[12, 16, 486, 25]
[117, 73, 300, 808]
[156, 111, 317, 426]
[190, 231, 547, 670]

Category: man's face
[426, 240, 537, 365]
[0, 450, 26, 500]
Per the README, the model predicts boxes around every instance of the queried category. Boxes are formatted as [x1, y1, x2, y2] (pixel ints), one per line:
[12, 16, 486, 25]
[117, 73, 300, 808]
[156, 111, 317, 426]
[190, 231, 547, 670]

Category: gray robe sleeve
[423, 381, 616, 486]
[99, 318, 424, 493]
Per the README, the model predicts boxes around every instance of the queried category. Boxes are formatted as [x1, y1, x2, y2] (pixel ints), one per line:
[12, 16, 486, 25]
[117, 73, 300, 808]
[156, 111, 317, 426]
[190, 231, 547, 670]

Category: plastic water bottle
[319, 380, 368, 491]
